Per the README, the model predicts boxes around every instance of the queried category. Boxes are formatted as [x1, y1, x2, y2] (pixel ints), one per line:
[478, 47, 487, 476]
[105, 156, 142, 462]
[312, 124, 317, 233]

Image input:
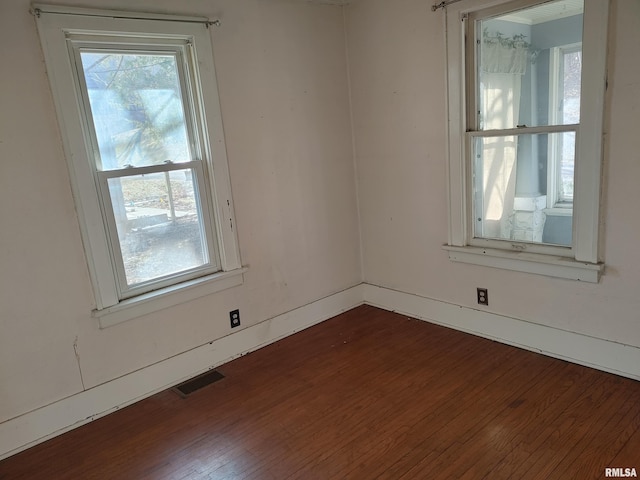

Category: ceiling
[500, 0, 583, 25]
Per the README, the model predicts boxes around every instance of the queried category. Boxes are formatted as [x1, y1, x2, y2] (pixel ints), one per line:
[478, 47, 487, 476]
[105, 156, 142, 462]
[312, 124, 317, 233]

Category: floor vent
[172, 370, 225, 397]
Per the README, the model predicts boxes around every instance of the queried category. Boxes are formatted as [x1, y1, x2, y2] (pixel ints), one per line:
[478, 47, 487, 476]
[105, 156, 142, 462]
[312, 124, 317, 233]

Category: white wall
[0, 0, 361, 425]
[2, 0, 639, 459]
[347, 0, 640, 347]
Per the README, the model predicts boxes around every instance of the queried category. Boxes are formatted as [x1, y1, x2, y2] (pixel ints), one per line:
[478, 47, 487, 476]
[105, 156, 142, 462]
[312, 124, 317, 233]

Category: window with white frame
[36, 6, 243, 325]
[548, 42, 581, 208]
[443, 0, 608, 282]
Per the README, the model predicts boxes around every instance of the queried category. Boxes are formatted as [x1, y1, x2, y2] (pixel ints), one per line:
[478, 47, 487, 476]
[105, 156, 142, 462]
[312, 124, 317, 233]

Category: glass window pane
[80, 51, 192, 170]
[562, 50, 582, 124]
[473, 132, 573, 246]
[107, 169, 208, 287]
[477, 0, 583, 129]
[558, 131, 575, 203]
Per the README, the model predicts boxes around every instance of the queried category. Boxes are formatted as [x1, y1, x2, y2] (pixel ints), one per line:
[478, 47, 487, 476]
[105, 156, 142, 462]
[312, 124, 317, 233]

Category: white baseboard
[0, 284, 364, 461]
[363, 283, 640, 382]
[4, 281, 639, 461]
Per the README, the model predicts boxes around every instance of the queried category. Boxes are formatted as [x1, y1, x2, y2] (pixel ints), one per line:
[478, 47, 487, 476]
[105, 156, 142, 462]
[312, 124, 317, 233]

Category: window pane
[562, 50, 582, 124]
[473, 132, 573, 246]
[107, 169, 208, 287]
[558, 131, 575, 202]
[80, 52, 192, 170]
[477, 0, 583, 129]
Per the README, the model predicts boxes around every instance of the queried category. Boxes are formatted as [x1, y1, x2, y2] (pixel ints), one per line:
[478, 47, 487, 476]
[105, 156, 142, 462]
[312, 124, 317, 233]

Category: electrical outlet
[230, 309, 240, 328]
[477, 288, 488, 306]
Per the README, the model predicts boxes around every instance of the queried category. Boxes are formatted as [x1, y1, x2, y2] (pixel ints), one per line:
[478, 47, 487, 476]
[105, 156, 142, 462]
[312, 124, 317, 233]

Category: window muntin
[467, 0, 583, 252]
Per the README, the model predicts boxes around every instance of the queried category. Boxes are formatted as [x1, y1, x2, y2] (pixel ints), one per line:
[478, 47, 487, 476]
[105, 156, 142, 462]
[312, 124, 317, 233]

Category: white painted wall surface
[0, 0, 361, 424]
[2, 0, 640, 459]
[346, 0, 640, 347]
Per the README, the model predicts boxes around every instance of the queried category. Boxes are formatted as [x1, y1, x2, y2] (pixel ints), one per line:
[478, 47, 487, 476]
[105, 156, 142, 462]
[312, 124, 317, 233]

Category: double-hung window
[444, 0, 608, 282]
[36, 6, 243, 325]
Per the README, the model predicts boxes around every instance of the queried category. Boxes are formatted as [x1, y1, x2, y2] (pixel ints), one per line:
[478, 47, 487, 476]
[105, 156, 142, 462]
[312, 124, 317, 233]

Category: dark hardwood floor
[1, 305, 639, 479]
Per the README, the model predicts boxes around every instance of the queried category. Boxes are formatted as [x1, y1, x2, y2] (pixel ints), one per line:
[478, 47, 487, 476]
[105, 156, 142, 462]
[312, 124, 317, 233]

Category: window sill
[544, 207, 573, 217]
[443, 245, 602, 283]
[93, 268, 247, 328]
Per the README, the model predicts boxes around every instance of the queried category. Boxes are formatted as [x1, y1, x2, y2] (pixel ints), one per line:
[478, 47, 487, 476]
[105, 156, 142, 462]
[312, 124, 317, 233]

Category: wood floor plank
[390, 354, 562, 480]
[549, 380, 640, 480]
[296, 343, 521, 479]
[1, 305, 639, 480]
[516, 372, 637, 480]
[450, 363, 580, 479]
[477, 362, 595, 479]
[608, 424, 640, 473]
[271, 326, 508, 478]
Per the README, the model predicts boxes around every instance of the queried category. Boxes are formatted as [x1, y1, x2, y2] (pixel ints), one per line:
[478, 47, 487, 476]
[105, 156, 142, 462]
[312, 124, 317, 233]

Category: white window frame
[547, 42, 581, 209]
[443, 0, 608, 283]
[35, 5, 244, 326]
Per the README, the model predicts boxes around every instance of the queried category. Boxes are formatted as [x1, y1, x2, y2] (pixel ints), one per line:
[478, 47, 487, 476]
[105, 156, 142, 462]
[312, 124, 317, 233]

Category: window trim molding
[571, 0, 608, 264]
[443, 245, 602, 283]
[93, 268, 247, 328]
[444, 0, 608, 280]
[35, 6, 243, 315]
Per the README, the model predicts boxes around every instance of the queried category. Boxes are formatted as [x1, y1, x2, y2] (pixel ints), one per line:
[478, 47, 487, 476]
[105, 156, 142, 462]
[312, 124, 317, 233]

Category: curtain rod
[431, 0, 465, 11]
[30, 5, 221, 28]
